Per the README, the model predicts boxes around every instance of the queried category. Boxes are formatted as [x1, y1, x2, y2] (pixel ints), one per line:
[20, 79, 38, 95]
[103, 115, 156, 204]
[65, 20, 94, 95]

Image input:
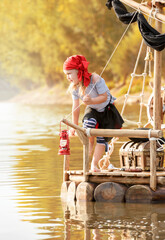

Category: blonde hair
[67, 77, 86, 97]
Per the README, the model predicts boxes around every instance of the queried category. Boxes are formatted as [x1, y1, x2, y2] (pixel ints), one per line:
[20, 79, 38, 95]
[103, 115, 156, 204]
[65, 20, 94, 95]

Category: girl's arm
[72, 98, 80, 125]
[83, 92, 107, 105]
[70, 98, 80, 136]
[83, 73, 107, 105]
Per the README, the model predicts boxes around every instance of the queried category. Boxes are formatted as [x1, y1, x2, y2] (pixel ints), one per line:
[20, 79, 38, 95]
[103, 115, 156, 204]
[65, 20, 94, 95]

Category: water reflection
[0, 103, 165, 240]
[62, 201, 165, 240]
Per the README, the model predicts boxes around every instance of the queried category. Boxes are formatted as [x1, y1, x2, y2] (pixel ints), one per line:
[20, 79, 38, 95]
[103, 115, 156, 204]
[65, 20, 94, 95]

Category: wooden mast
[120, 0, 164, 190]
[150, 4, 163, 191]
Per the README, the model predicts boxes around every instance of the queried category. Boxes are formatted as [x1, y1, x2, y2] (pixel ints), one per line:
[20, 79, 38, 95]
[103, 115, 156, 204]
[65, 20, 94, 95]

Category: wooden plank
[89, 176, 150, 184]
[156, 172, 165, 176]
[69, 175, 86, 182]
[87, 171, 150, 177]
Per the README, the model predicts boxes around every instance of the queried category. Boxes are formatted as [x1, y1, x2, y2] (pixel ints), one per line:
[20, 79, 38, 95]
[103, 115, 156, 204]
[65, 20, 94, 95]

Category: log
[125, 185, 153, 203]
[121, 0, 165, 22]
[94, 182, 127, 202]
[76, 182, 97, 201]
[157, 176, 165, 185]
[152, 186, 165, 201]
[67, 182, 80, 201]
[61, 181, 71, 200]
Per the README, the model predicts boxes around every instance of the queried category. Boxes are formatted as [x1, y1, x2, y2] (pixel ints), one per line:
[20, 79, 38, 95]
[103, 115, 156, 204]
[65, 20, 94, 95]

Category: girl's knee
[83, 118, 97, 128]
[96, 137, 109, 152]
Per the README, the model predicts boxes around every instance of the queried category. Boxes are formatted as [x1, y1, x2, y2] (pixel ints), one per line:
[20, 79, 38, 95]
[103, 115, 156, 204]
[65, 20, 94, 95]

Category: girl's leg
[83, 118, 97, 155]
[91, 137, 108, 172]
[91, 143, 105, 172]
[89, 136, 95, 156]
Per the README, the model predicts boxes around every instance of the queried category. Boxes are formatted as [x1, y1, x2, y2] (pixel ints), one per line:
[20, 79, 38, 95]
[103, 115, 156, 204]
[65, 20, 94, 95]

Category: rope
[157, 138, 165, 151]
[63, 11, 138, 121]
[121, 8, 154, 128]
[121, 39, 144, 118]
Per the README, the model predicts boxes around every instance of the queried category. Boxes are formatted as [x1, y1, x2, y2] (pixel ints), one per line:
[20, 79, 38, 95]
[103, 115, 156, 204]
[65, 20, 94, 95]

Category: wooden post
[83, 137, 89, 182]
[63, 155, 70, 182]
[150, 138, 157, 191]
[76, 129, 90, 181]
[62, 119, 90, 181]
[150, 5, 163, 191]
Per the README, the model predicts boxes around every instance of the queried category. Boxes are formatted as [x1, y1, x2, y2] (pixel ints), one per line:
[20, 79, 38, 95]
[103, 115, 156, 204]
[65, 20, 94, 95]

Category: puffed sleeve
[95, 78, 108, 94]
[72, 89, 79, 100]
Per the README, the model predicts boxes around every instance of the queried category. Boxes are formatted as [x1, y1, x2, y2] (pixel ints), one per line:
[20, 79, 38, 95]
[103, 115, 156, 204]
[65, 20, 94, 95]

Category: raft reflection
[62, 200, 165, 240]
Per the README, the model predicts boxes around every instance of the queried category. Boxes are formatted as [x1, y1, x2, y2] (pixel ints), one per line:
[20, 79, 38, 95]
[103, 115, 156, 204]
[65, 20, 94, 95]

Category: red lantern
[58, 129, 70, 155]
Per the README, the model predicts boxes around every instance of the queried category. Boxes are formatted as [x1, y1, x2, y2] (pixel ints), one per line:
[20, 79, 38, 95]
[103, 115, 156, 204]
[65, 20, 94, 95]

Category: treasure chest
[119, 141, 164, 171]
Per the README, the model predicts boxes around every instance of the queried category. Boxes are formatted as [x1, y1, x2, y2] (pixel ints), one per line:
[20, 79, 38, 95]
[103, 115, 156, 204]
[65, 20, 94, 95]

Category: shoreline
[7, 85, 152, 105]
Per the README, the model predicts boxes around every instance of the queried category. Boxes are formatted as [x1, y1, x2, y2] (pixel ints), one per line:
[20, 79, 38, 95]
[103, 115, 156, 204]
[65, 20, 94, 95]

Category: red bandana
[63, 55, 91, 87]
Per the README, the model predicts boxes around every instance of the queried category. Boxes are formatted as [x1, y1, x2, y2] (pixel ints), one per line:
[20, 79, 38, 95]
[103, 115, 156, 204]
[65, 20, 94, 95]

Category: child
[63, 55, 124, 172]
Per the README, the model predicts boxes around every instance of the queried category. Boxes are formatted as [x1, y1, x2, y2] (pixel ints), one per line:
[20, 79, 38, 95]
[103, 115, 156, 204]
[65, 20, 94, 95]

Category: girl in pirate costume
[63, 55, 124, 172]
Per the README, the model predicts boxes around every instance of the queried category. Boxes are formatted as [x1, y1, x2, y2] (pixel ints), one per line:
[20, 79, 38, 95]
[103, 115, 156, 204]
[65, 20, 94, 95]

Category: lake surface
[0, 102, 165, 240]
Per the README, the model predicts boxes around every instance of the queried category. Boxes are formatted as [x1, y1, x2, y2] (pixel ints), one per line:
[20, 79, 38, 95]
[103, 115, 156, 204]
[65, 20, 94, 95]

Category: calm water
[0, 102, 165, 240]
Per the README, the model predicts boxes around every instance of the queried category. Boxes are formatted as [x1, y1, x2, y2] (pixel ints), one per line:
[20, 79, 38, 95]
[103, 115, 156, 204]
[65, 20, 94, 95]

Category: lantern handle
[60, 120, 69, 134]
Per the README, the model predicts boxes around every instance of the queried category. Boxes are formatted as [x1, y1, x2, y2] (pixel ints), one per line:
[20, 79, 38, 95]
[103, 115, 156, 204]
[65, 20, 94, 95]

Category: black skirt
[82, 103, 124, 142]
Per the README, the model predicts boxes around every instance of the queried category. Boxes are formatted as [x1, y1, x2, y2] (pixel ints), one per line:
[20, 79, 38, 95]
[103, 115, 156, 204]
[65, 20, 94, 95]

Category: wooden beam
[62, 119, 163, 138]
[62, 119, 86, 134]
[121, 0, 165, 21]
[89, 128, 163, 138]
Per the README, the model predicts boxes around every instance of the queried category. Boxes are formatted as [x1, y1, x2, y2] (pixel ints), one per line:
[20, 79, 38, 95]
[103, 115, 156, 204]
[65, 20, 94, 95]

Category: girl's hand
[83, 95, 93, 105]
[69, 128, 76, 137]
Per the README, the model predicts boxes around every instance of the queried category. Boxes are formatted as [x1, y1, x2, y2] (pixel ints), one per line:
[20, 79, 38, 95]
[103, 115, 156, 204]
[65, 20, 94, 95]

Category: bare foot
[90, 166, 100, 172]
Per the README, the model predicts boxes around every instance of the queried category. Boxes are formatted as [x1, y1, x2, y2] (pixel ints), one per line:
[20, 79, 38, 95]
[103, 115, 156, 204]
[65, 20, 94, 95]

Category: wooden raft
[66, 170, 165, 185]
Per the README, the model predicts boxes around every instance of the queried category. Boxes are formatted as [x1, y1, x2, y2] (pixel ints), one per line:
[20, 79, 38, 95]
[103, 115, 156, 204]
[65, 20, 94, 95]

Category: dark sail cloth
[137, 13, 165, 51]
[106, 0, 165, 51]
[106, 0, 138, 24]
[82, 103, 124, 142]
